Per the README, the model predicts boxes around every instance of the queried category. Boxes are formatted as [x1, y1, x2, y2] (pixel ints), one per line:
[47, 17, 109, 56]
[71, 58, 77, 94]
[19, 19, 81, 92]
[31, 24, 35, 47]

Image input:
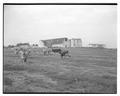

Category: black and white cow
[43, 48, 52, 55]
[59, 49, 71, 59]
[51, 48, 71, 58]
[14, 48, 31, 63]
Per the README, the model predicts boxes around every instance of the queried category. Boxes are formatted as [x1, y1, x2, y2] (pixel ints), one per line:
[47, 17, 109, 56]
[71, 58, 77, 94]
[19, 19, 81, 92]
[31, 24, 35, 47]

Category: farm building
[41, 37, 82, 48]
[69, 38, 82, 47]
[16, 43, 30, 48]
[89, 44, 105, 48]
[41, 38, 68, 48]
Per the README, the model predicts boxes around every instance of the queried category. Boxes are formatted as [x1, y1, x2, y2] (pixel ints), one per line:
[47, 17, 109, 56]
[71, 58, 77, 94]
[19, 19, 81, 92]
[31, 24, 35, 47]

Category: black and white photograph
[3, 3, 117, 94]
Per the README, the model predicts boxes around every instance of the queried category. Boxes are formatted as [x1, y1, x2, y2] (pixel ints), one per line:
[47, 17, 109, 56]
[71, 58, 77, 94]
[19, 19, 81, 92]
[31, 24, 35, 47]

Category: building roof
[41, 37, 68, 47]
[71, 38, 82, 40]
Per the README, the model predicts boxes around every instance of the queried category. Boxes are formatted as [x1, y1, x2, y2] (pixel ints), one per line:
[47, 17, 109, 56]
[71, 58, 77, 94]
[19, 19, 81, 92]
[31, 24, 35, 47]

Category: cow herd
[14, 47, 71, 64]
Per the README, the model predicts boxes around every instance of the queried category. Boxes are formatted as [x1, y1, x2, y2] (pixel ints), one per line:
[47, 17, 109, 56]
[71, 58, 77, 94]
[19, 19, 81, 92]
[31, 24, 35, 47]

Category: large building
[41, 37, 82, 48]
[41, 38, 68, 48]
[69, 38, 82, 47]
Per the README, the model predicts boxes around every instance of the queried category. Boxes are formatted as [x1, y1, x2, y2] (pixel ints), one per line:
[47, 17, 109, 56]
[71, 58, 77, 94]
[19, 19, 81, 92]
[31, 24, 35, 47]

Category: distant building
[89, 44, 105, 48]
[41, 37, 82, 48]
[16, 43, 30, 48]
[41, 37, 68, 48]
[69, 38, 82, 47]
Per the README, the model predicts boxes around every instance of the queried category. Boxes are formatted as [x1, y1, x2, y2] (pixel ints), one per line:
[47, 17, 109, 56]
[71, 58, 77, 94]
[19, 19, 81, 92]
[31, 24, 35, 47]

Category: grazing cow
[19, 49, 30, 63]
[52, 48, 61, 53]
[15, 48, 30, 64]
[43, 48, 52, 55]
[18, 50, 26, 63]
[51, 48, 71, 58]
[59, 50, 71, 59]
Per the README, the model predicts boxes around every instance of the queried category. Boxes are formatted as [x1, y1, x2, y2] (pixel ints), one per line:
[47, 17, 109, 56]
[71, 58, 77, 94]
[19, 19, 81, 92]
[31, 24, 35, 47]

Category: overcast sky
[4, 5, 117, 48]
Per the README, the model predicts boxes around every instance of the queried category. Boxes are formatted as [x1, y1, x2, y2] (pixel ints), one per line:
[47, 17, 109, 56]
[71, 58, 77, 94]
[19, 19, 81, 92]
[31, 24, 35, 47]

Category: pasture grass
[3, 47, 117, 93]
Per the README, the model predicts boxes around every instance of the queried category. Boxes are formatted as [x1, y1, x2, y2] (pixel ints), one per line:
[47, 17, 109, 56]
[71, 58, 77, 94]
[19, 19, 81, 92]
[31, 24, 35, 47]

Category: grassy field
[3, 47, 117, 93]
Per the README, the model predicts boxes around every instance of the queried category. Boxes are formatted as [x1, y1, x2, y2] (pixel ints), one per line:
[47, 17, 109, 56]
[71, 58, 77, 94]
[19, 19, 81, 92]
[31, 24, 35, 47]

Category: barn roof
[41, 37, 68, 47]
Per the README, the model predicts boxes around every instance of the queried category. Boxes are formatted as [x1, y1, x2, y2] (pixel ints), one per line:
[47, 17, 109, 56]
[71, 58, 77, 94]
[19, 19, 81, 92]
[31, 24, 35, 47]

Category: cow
[43, 48, 52, 55]
[52, 48, 61, 53]
[19, 49, 30, 63]
[14, 48, 31, 64]
[51, 48, 71, 59]
[59, 50, 71, 59]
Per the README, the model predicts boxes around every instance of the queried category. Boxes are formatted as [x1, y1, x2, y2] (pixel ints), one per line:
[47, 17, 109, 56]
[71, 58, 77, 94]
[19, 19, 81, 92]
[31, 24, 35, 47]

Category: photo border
[2, 2, 118, 95]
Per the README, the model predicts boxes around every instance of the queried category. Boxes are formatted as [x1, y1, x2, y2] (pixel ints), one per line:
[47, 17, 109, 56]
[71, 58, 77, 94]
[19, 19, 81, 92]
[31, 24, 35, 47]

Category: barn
[41, 37, 68, 48]
[41, 37, 82, 48]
